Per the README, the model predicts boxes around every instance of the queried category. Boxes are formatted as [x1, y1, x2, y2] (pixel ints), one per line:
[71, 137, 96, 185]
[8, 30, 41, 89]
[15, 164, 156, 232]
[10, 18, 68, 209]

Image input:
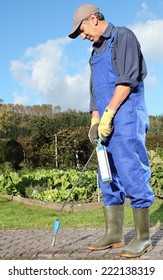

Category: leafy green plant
[0, 149, 162, 202]
[0, 167, 97, 203]
[148, 150, 163, 198]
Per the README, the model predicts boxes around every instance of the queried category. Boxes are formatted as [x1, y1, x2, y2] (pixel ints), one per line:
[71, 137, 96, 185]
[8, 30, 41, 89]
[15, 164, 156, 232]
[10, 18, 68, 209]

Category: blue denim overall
[90, 29, 154, 208]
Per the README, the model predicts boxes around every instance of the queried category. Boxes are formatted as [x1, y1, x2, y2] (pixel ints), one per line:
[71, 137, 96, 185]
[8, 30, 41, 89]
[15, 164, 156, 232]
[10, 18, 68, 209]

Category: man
[68, 4, 155, 258]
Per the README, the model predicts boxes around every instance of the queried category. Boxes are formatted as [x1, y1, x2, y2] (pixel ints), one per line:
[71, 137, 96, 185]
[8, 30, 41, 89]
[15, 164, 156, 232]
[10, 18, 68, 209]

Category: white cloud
[10, 38, 90, 111]
[129, 19, 163, 62]
[12, 91, 29, 105]
[10, 60, 33, 88]
[136, 2, 157, 20]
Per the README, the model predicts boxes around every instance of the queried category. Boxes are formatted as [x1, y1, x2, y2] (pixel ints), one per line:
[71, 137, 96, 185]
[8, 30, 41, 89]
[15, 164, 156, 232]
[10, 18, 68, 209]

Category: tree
[4, 140, 24, 170]
[0, 107, 14, 134]
[0, 99, 3, 106]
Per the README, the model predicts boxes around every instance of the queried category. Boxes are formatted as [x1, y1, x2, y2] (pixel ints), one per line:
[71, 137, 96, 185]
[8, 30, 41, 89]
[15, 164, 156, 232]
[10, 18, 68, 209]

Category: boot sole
[86, 242, 125, 251]
[120, 244, 152, 258]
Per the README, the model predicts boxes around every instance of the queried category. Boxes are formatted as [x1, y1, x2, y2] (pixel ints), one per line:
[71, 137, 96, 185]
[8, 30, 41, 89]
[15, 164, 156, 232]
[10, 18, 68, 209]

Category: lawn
[0, 197, 162, 229]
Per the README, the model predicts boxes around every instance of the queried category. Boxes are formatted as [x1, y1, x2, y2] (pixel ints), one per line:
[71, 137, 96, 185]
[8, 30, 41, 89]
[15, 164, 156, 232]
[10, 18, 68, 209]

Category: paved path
[0, 227, 162, 260]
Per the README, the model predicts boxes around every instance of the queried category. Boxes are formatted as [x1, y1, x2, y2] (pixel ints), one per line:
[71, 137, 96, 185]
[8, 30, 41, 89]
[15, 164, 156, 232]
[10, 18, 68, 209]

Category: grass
[0, 197, 162, 229]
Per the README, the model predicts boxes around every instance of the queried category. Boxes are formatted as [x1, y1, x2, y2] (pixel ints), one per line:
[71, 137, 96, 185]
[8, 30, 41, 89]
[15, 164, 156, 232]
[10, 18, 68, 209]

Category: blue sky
[0, 0, 163, 115]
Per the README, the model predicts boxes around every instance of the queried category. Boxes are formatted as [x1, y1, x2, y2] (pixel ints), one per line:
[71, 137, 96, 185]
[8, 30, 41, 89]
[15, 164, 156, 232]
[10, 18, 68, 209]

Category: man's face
[78, 15, 100, 43]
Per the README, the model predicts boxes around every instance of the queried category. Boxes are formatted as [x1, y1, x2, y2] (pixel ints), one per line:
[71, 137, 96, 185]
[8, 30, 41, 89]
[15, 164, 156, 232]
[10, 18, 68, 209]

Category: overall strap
[90, 26, 120, 61]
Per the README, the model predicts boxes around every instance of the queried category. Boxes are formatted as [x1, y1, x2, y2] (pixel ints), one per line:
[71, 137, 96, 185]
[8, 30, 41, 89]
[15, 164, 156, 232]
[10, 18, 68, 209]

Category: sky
[0, 0, 163, 116]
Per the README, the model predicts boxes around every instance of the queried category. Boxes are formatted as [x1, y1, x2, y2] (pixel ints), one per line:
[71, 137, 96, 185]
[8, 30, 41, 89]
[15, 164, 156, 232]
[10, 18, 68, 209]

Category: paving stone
[0, 227, 162, 260]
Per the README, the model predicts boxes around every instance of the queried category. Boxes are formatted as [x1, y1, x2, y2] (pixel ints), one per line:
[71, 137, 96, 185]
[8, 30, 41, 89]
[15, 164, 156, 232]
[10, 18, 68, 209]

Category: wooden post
[55, 134, 58, 168]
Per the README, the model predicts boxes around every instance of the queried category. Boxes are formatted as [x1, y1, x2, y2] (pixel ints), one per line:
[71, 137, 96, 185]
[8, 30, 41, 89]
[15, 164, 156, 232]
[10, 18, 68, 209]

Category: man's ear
[89, 14, 98, 26]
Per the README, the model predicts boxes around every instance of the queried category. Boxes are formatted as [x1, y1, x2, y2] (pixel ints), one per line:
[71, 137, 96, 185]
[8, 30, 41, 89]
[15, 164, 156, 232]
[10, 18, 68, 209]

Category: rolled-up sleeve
[112, 27, 147, 90]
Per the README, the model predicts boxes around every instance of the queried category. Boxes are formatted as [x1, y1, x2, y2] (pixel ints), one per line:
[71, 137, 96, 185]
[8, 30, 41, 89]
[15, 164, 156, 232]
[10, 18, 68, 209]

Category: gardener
[68, 4, 155, 258]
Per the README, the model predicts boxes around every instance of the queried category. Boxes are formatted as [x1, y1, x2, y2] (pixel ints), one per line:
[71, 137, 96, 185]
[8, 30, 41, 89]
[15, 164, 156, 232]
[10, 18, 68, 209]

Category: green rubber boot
[86, 205, 124, 251]
[120, 208, 152, 258]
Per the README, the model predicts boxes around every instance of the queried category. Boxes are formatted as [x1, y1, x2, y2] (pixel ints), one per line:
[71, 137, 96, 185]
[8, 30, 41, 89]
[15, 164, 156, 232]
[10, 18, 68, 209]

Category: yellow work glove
[88, 117, 100, 144]
[98, 108, 116, 140]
